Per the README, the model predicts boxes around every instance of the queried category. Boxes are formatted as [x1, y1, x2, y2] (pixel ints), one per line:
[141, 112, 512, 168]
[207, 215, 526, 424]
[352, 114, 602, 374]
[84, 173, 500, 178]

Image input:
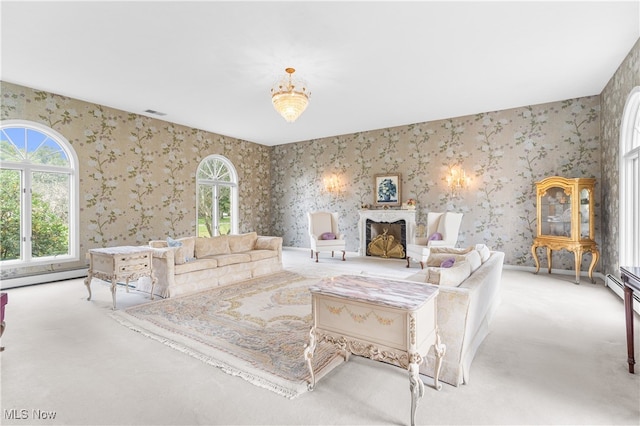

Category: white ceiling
[1, 1, 639, 146]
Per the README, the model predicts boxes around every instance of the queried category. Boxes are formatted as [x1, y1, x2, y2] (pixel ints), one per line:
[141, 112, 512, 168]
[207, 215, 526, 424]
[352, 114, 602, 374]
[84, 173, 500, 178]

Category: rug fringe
[110, 313, 304, 399]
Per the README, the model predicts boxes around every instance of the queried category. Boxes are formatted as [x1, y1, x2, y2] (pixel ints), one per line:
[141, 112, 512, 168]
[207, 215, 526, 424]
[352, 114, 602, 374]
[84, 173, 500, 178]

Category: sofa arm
[146, 247, 176, 297]
[256, 236, 283, 262]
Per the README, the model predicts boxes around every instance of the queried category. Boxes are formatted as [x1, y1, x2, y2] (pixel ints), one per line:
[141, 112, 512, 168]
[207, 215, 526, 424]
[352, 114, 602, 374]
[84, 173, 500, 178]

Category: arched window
[0, 120, 79, 266]
[196, 155, 238, 236]
[620, 87, 640, 267]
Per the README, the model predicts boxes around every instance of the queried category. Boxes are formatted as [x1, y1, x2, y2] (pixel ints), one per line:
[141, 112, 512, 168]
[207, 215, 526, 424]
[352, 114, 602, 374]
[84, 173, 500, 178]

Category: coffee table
[305, 275, 445, 426]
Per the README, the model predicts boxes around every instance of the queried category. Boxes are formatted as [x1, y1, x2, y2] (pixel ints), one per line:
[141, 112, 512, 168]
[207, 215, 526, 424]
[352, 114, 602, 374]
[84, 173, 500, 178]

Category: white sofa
[407, 246, 505, 386]
[137, 232, 283, 298]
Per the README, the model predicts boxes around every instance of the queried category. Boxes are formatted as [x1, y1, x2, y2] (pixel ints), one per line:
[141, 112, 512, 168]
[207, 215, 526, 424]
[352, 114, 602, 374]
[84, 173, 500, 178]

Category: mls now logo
[4, 409, 57, 420]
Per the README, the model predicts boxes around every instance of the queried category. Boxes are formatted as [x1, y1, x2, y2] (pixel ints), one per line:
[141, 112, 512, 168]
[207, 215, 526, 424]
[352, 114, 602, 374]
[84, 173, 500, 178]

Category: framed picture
[374, 173, 401, 207]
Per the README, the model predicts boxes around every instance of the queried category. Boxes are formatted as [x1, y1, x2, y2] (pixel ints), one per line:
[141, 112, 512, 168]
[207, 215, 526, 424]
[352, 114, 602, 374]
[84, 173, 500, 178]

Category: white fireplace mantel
[358, 209, 417, 256]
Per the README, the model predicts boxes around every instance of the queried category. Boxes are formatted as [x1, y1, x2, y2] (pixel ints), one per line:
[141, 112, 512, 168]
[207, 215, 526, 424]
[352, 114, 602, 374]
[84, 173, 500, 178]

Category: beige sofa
[407, 245, 505, 387]
[138, 232, 283, 298]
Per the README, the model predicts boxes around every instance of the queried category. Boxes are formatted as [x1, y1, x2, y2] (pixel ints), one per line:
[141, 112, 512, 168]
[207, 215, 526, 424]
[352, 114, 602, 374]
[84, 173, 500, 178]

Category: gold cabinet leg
[588, 249, 599, 284]
[573, 249, 582, 284]
[546, 247, 553, 274]
[531, 245, 540, 274]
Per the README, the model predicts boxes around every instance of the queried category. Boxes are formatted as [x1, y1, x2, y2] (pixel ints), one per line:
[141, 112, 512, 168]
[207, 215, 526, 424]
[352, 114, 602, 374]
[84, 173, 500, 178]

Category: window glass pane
[0, 129, 25, 161]
[31, 171, 70, 258]
[219, 185, 231, 235]
[2, 128, 26, 157]
[30, 135, 69, 166]
[0, 168, 22, 260]
[198, 184, 213, 237]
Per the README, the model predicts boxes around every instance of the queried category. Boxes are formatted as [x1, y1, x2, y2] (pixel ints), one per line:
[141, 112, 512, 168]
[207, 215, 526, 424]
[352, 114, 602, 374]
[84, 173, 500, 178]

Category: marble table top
[309, 274, 438, 310]
[89, 246, 152, 255]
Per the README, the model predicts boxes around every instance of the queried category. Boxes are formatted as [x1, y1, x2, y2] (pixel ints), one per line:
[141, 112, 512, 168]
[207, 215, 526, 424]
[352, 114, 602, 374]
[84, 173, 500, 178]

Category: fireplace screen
[366, 219, 406, 259]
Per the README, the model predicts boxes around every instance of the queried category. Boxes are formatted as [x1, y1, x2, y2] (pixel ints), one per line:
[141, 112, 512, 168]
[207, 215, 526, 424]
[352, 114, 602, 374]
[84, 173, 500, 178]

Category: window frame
[196, 155, 239, 236]
[0, 120, 80, 266]
[619, 86, 640, 267]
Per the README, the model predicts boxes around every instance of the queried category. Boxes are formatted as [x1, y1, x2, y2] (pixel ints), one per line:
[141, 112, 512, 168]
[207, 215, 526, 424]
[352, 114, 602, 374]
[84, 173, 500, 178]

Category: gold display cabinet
[531, 176, 599, 284]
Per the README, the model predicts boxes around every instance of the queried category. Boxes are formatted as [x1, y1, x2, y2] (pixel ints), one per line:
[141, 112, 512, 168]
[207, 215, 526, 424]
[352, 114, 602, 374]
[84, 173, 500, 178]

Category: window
[620, 87, 640, 267]
[196, 155, 238, 236]
[0, 120, 79, 266]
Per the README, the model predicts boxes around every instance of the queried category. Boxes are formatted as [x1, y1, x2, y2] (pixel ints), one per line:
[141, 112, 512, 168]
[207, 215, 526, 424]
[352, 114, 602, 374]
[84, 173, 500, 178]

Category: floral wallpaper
[1, 81, 272, 279]
[271, 97, 603, 272]
[600, 38, 640, 278]
[2, 38, 637, 280]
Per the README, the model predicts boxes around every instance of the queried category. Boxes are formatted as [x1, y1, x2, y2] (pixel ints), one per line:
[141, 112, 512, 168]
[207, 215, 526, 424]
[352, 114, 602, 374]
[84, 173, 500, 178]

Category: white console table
[85, 246, 156, 309]
[305, 275, 445, 426]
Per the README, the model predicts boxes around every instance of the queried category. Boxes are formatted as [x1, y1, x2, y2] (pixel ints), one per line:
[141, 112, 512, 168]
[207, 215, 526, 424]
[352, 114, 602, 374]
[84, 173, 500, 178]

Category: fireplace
[358, 210, 416, 257]
[366, 219, 406, 258]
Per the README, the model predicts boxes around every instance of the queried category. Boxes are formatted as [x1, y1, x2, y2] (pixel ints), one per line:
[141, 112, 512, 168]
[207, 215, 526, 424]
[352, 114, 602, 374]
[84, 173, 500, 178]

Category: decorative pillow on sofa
[426, 253, 467, 267]
[228, 232, 258, 253]
[430, 246, 474, 255]
[195, 236, 230, 258]
[475, 244, 491, 263]
[320, 232, 336, 240]
[440, 257, 456, 268]
[167, 237, 186, 265]
[426, 260, 472, 287]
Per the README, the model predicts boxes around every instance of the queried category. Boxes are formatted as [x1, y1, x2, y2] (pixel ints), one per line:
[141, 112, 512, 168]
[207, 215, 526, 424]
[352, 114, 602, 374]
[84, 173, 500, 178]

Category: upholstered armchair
[406, 212, 464, 268]
[308, 211, 346, 262]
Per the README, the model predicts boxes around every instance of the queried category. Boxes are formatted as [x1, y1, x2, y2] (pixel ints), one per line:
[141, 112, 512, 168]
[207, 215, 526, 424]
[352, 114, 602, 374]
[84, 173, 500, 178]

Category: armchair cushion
[321, 232, 336, 240]
[428, 232, 443, 241]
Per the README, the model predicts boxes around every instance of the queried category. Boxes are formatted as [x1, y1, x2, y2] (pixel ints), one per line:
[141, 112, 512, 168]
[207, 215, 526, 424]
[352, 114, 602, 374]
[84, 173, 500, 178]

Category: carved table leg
[588, 249, 599, 284]
[546, 247, 553, 274]
[110, 278, 118, 310]
[304, 327, 317, 390]
[433, 329, 446, 391]
[408, 353, 425, 426]
[84, 272, 93, 301]
[406, 256, 411, 268]
[150, 273, 157, 301]
[532, 245, 540, 274]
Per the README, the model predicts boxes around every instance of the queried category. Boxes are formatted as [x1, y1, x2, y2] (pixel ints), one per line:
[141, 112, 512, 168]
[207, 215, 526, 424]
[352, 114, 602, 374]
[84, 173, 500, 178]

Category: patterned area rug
[110, 271, 344, 399]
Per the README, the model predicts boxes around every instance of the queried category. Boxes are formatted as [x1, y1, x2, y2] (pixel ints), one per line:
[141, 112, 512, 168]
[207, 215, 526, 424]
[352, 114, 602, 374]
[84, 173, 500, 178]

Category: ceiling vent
[144, 109, 167, 116]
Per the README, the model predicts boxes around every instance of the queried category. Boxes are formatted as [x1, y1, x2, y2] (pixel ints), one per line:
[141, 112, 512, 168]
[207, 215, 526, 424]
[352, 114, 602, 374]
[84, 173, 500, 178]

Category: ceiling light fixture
[271, 67, 310, 123]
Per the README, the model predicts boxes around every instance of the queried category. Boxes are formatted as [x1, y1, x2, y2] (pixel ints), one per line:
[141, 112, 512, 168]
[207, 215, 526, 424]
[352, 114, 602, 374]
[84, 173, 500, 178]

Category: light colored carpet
[110, 271, 343, 399]
[1, 247, 639, 425]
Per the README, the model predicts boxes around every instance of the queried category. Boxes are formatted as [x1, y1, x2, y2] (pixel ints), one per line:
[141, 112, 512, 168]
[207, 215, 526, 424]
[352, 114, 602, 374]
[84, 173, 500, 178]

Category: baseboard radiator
[606, 274, 640, 315]
[1, 268, 89, 290]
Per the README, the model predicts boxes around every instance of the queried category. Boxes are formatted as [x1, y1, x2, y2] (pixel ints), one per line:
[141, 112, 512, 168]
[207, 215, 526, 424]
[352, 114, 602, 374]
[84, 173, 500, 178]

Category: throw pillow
[475, 244, 491, 262]
[428, 232, 443, 241]
[167, 236, 187, 265]
[426, 260, 471, 287]
[321, 232, 336, 240]
[167, 237, 182, 248]
[228, 232, 258, 253]
[440, 257, 456, 268]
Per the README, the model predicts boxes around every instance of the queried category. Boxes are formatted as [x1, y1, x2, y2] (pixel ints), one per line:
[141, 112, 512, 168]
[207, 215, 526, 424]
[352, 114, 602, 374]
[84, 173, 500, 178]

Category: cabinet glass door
[579, 188, 590, 239]
[541, 186, 572, 237]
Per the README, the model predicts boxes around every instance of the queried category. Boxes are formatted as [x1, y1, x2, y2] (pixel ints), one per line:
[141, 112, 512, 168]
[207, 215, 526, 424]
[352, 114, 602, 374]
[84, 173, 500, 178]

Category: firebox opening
[366, 219, 407, 258]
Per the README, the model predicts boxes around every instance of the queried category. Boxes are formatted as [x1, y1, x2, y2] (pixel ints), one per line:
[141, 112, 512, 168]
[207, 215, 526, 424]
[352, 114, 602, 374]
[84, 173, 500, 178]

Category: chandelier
[271, 68, 311, 123]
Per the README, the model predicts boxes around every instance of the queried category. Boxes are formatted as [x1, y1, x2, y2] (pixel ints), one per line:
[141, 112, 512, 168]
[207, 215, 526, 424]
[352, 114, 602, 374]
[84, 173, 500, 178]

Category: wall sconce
[446, 166, 470, 196]
[323, 174, 343, 194]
